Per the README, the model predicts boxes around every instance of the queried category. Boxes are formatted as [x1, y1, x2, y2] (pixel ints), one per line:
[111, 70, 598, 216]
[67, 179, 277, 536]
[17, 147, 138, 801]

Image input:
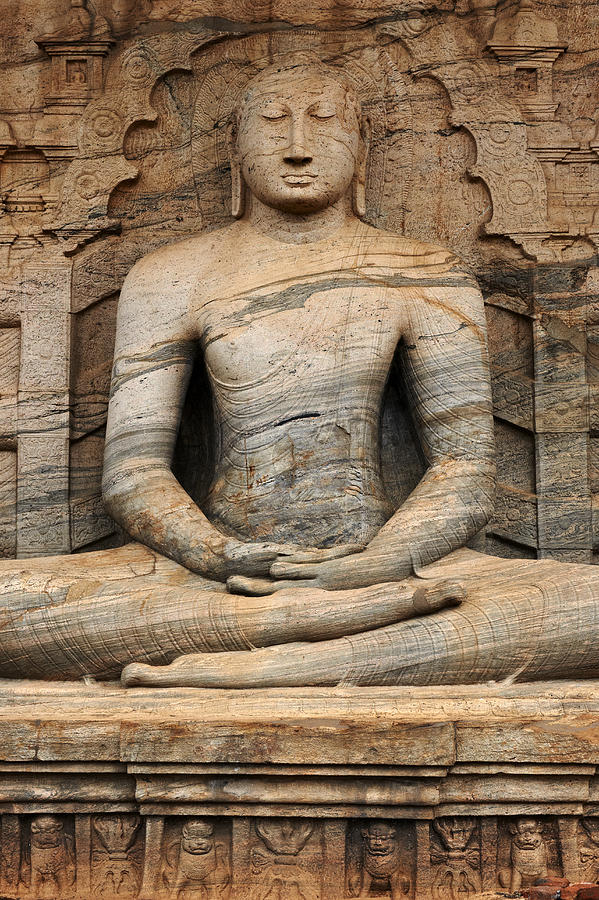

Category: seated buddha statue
[1, 59, 598, 688]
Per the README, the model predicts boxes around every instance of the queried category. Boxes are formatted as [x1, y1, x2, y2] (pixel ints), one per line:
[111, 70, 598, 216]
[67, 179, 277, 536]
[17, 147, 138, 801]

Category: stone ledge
[2, 679, 599, 767]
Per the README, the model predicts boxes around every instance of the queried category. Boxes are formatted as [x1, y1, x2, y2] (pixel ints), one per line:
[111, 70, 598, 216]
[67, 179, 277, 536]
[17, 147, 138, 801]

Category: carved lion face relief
[181, 819, 215, 855]
[30, 815, 65, 849]
[510, 818, 545, 849]
[361, 822, 399, 856]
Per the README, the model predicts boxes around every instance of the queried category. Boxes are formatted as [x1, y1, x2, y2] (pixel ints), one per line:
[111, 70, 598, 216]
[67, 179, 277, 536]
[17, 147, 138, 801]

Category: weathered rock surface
[2, 0, 599, 895]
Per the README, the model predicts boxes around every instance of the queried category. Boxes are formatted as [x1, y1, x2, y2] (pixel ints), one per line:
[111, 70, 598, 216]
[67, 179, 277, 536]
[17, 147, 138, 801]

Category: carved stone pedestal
[2, 680, 599, 898]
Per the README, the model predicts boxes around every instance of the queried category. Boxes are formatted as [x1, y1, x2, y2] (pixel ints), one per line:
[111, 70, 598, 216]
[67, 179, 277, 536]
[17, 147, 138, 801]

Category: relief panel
[91, 814, 143, 897]
[160, 816, 231, 899]
[20, 814, 77, 897]
[496, 816, 562, 893]
[346, 820, 414, 899]
[248, 817, 322, 900]
[0, 813, 595, 897]
[430, 817, 482, 898]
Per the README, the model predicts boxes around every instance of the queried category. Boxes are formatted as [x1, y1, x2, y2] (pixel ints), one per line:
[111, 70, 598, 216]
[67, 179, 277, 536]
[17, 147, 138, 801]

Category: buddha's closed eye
[308, 103, 336, 119]
[261, 107, 288, 120]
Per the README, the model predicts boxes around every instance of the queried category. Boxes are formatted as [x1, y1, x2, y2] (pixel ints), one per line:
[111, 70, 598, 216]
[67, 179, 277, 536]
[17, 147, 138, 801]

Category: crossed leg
[122, 549, 599, 688]
[0, 542, 461, 680]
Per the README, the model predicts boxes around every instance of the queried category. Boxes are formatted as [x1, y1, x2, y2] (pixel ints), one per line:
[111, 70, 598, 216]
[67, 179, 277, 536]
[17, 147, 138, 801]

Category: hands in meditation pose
[2, 59, 599, 687]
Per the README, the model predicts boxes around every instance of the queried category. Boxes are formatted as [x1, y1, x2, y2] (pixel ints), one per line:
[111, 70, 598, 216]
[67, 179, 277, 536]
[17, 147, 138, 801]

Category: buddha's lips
[282, 173, 317, 185]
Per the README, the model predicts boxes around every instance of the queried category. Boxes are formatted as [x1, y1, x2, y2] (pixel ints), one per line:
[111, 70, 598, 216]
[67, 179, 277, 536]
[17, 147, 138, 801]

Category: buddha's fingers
[234, 578, 465, 646]
[414, 579, 465, 613]
[277, 544, 364, 564]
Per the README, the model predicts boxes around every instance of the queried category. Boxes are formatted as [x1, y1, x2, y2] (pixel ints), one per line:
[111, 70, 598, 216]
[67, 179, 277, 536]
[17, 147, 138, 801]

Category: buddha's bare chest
[196, 280, 403, 392]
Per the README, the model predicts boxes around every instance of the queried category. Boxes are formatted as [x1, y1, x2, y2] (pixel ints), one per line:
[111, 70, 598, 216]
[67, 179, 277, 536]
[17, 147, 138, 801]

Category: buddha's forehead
[239, 65, 352, 113]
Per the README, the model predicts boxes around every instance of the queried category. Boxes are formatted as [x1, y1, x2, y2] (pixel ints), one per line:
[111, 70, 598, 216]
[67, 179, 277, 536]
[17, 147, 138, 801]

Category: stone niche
[2, 0, 599, 897]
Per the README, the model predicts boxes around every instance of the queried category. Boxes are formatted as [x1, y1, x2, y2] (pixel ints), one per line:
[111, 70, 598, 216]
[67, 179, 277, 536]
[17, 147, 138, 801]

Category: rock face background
[0, 0, 598, 566]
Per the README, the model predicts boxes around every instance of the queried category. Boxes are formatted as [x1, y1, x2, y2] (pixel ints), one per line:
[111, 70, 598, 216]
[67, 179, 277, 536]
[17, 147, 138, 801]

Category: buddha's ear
[353, 113, 371, 219]
[226, 117, 245, 219]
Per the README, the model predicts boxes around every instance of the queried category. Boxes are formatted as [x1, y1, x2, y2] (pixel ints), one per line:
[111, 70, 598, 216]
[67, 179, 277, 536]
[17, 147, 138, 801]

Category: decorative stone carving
[430, 818, 481, 898]
[36, 6, 115, 114]
[251, 818, 319, 900]
[21, 815, 76, 896]
[348, 821, 410, 898]
[487, 0, 567, 122]
[0, 806, 599, 900]
[162, 818, 231, 899]
[498, 817, 556, 893]
[91, 814, 142, 897]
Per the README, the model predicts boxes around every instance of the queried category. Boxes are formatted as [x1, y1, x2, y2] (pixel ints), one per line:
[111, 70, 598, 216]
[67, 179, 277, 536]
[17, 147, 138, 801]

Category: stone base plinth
[1, 679, 599, 898]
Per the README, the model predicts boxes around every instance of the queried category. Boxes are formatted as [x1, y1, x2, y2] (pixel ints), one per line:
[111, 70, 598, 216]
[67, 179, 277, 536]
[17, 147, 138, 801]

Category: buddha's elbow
[102, 481, 124, 528]
[101, 468, 137, 529]
[466, 458, 496, 530]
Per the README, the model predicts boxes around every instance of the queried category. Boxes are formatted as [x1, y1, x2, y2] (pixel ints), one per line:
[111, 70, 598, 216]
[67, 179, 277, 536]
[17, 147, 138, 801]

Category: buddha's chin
[255, 186, 342, 216]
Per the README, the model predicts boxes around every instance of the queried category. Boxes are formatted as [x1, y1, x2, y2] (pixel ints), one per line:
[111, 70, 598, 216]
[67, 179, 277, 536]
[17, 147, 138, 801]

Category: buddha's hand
[227, 546, 397, 594]
[203, 538, 306, 581]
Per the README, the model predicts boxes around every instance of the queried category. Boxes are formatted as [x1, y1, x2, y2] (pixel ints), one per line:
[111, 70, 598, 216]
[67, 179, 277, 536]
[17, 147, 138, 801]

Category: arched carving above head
[45, 16, 557, 262]
[45, 26, 231, 252]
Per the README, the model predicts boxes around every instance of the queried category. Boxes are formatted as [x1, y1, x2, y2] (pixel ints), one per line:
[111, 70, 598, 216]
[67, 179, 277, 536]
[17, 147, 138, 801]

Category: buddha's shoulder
[356, 223, 472, 278]
[356, 225, 484, 324]
[125, 226, 242, 285]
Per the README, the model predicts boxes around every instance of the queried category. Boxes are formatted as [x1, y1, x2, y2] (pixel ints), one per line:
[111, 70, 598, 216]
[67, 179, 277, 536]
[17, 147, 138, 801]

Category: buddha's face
[235, 65, 361, 215]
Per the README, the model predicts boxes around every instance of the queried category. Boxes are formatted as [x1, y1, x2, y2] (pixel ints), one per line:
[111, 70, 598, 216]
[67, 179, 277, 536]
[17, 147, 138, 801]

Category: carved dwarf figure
[430, 817, 481, 898]
[170, 818, 230, 899]
[21, 815, 75, 897]
[349, 821, 410, 898]
[506, 818, 549, 892]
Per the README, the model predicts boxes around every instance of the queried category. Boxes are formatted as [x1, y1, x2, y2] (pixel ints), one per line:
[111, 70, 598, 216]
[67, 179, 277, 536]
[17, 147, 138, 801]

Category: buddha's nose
[284, 116, 312, 165]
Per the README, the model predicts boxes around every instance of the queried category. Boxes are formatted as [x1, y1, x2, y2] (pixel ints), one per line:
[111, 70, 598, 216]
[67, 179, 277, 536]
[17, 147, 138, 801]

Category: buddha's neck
[245, 194, 352, 244]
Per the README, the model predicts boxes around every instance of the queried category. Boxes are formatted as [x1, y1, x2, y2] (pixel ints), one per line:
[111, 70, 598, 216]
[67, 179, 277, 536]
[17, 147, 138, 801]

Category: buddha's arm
[102, 254, 291, 581]
[269, 269, 495, 591]
[364, 274, 496, 573]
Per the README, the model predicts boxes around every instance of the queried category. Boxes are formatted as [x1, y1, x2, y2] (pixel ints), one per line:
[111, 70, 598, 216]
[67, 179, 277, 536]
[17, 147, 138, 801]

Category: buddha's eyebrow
[250, 98, 288, 113]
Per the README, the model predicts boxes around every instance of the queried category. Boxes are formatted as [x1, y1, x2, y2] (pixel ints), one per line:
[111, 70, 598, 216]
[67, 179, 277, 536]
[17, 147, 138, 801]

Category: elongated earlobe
[353, 173, 366, 219]
[353, 114, 371, 219]
[227, 120, 245, 219]
[231, 157, 245, 219]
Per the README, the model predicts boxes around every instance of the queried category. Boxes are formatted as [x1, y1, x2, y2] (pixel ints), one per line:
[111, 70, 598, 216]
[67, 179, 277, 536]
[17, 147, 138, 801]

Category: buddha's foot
[121, 578, 464, 688]
[121, 643, 313, 688]
[236, 576, 465, 646]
